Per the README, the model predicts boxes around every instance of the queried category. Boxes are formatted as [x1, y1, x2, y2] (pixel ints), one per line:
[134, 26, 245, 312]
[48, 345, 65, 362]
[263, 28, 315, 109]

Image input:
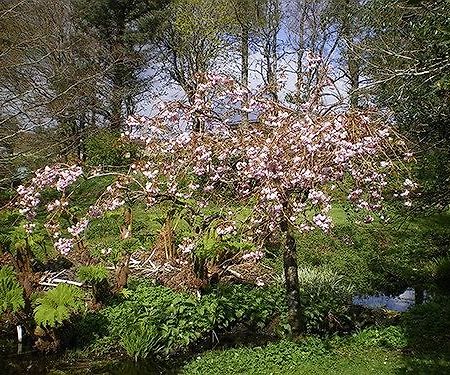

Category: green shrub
[295, 214, 450, 297]
[77, 265, 108, 284]
[0, 266, 24, 315]
[84, 130, 138, 167]
[207, 284, 284, 331]
[34, 284, 85, 328]
[120, 323, 163, 361]
[297, 267, 355, 333]
[101, 282, 284, 359]
[348, 326, 407, 350]
[102, 282, 216, 358]
[402, 298, 450, 352]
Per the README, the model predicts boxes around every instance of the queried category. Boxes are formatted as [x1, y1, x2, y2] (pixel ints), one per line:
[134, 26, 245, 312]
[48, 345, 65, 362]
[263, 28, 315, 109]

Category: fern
[0, 266, 25, 314]
[77, 265, 108, 284]
[34, 284, 85, 328]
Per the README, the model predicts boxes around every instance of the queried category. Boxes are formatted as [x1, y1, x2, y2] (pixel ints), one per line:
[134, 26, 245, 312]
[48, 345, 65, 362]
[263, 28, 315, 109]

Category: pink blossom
[54, 238, 73, 256]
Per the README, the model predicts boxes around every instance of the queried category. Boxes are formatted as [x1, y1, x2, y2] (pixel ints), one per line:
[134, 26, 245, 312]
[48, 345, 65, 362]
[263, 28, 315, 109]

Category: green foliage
[100, 282, 283, 359]
[297, 266, 355, 333]
[433, 256, 450, 295]
[347, 326, 407, 350]
[183, 333, 405, 375]
[34, 284, 85, 328]
[195, 228, 255, 263]
[206, 284, 283, 331]
[120, 324, 162, 361]
[77, 265, 108, 284]
[294, 214, 450, 297]
[0, 211, 50, 262]
[84, 130, 137, 167]
[0, 266, 24, 314]
[364, 0, 450, 207]
[102, 282, 216, 358]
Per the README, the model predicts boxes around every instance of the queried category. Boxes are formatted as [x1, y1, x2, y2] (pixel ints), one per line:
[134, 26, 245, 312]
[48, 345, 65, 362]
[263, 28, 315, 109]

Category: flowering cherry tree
[15, 72, 414, 335]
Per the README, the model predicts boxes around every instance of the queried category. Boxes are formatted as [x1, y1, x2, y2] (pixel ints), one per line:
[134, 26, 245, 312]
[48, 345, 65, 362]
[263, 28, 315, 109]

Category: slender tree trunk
[110, 14, 127, 132]
[188, 91, 204, 132]
[111, 71, 123, 132]
[280, 217, 303, 336]
[348, 51, 360, 109]
[13, 243, 34, 314]
[77, 114, 86, 162]
[296, 47, 305, 110]
[241, 25, 249, 123]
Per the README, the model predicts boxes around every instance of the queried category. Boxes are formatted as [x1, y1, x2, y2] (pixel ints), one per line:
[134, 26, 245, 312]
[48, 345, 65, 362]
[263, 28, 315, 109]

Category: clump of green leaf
[34, 284, 85, 328]
[0, 266, 24, 314]
[77, 264, 108, 284]
[297, 266, 355, 333]
[103, 282, 216, 358]
[206, 284, 284, 331]
[120, 324, 162, 361]
[347, 326, 407, 350]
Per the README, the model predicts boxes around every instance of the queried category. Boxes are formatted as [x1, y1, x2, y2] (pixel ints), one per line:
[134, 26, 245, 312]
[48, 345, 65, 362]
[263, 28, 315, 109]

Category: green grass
[183, 340, 404, 375]
[183, 329, 450, 375]
[184, 297, 450, 375]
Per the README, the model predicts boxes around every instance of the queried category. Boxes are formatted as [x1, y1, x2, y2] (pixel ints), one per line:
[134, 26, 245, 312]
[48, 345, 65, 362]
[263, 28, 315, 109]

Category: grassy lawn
[184, 297, 450, 375]
[183, 337, 450, 375]
[184, 345, 404, 375]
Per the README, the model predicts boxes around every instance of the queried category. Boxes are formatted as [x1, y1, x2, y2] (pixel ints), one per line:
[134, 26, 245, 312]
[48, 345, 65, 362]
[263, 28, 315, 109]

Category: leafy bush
[34, 284, 85, 328]
[102, 282, 216, 358]
[120, 323, 163, 361]
[100, 282, 284, 359]
[206, 284, 284, 331]
[295, 215, 450, 297]
[297, 267, 355, 333]
[84, 130, 138, 167]
[0, 266, 24, 314]
[347, 326, 407, 350]
[77, 265, 108, 284]
[77, 264, 111, 303]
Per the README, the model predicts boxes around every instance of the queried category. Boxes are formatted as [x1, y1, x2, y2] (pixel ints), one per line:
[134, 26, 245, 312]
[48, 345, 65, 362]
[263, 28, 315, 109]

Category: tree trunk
[296, 48, 304, 108]
[111, 75, 123, 132]
[13, 243, 34, 315]
[348, 51, 360, 109]
[280, 219, 303, 336]
[241, 25, 249, 123]
[114, 253, 131, 293]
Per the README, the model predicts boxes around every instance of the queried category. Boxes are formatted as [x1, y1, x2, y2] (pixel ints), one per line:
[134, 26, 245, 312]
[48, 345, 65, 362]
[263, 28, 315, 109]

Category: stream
[353, 287, 423, 312]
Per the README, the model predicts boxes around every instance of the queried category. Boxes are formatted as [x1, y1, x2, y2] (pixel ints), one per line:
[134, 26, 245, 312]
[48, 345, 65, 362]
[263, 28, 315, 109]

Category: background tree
[73, 0, 170, 131]
[284, 0, 340, 106]
[362, 0, 450, 208]
[0, 0, 106, 183]
[150, 0, 228, 101]
[255, 0, 282, 101]
[227, 0, 266, 121]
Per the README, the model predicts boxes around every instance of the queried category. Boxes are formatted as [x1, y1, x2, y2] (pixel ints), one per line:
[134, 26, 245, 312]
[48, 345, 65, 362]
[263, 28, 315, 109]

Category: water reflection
[353, 288, 420, 312]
